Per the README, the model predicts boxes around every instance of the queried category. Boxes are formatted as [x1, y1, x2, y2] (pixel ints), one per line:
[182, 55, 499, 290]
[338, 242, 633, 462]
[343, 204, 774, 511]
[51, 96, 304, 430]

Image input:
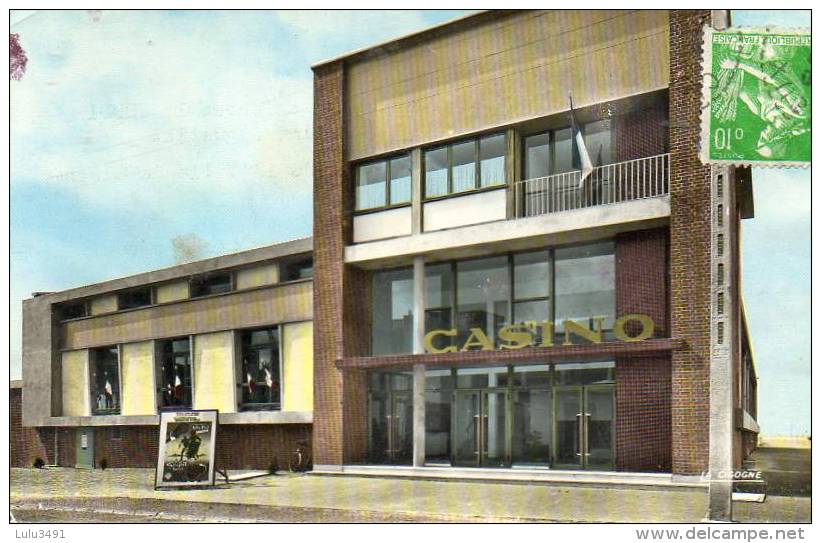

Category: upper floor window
[190, 272, 232, 298]
[355, 154, 411, 211]
[280, 255, 314, 281]
[118, 287, 153, 310]
[425, 133, 507, 198]
[90, 346, 120, 415]
[60, 301, 88, 320]
[239, 327, 281, 411]
[524, 121, 612, 180]
[157, 337, 192, 409]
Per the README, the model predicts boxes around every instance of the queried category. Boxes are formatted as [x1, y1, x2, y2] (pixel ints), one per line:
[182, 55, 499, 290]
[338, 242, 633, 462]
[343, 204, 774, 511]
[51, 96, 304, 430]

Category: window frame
[155, 335, 195, 411]
[423, 132, 507, 201]
[354, 152, 412, 213]
[373, 242, 618, 355]
[189, 271, 234, 298]
[117, 286, 154, 311]
[236, 325, 283, 412]
[89, 345, 122, 416]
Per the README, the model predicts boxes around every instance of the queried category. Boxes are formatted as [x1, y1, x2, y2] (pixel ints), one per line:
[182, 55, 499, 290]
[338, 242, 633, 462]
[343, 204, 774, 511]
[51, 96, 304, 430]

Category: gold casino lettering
[423, 314, 655, 354]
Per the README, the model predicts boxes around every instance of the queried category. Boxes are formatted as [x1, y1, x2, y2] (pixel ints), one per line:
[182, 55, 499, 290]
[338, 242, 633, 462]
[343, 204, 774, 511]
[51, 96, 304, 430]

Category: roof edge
[311, 10, 491, 69]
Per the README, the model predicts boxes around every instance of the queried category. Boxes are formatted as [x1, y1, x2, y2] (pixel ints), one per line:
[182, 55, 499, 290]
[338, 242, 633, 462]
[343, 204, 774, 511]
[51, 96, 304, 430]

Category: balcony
[513, 153, 670, 218]
[347, 153, 671, 267]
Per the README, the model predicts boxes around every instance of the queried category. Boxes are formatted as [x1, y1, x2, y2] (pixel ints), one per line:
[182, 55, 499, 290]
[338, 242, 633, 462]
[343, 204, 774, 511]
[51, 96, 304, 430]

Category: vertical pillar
[412, 255, 426, 466]
[707, 9, 734, 522]
[411, 148, 423, 235]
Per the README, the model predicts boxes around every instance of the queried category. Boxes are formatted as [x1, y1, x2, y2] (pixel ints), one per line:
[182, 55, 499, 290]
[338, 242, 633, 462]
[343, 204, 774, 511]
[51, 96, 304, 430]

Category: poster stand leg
[215, 468, 229, 484]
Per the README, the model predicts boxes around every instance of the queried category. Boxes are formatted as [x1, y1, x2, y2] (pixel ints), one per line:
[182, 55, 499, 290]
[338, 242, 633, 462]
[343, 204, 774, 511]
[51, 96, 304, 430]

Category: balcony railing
[513, 153, 670, 218]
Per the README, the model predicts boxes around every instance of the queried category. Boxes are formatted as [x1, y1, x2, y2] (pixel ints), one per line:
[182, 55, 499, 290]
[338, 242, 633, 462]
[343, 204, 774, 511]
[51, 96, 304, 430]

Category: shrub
[268, 460, 279, 475]
[99, 458, 108, 470]
[32, 457, 45, 469]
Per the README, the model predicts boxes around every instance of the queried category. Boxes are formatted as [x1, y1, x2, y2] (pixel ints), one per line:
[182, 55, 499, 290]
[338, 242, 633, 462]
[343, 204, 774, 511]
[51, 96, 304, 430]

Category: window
[372, 268, 414, 355]
[456, 256, 510, 348]
[157, 337, 192, 409]
[190, 272, 232, 297]
[374, 243, 617, 355]
[355, 154, 411, 211]
[554, 242, 615, 335]
[513, 250, 552, 344]
[239, 328, 281, 410]
[90, 346, 120, 415]
[60, 301, 88, 320]
[280, 256, 313, 281]
[118, 287, 152, 310]
[424, 133, 507, 198]
[524, 122, 612, 179]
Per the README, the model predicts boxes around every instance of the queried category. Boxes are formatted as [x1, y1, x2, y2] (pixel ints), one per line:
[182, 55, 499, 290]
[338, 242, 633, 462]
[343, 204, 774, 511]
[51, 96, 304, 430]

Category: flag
[569, 95, 594, 189]
[246, 372, 257, 394]
[104, 379, 113, 397]
[264, 368, 273, 388]
[174, 374, 184, 401]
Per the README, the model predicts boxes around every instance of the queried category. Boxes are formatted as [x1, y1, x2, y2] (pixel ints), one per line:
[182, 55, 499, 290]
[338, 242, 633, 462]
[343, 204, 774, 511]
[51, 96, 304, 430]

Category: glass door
[584, 386, 615, 470]
[553, 387, 583, 468]
[368, 389, 413, 465]
[453, 390, 480, 466]
[553, 385, 615, 470]
[390, 391, 414, 464]
[452, 389, 510, 467]
[481, 390, 509, 467]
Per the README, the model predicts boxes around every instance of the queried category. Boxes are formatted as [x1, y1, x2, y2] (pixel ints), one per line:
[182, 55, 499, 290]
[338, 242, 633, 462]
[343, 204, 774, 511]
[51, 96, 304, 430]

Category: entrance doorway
[75, 428, 95, 469]
[453, 389, 509, 467]
[368, 389, 413, 465]
[554, 385, 615, 469]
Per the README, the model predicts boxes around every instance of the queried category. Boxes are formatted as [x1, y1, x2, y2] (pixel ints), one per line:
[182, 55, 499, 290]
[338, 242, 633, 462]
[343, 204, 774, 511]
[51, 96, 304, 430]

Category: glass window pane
[513, 250, 550, 300]
[372, 268, 414, 355]
[512, 364, 551, 388]
[159, 337, 192, 408]
[554, 361, 615, 385]
[389, 155, 411, 204]
[425, 263, 453, 343]
[553, 127, 574, 174]
[240, 328, 280, 409]
[425, 388, 452, 463]
[456, 256, 510, 348]
[91, 347, 120, 415]
[480, 133, 506, 187]
[451, 140, 476, 193]
[554, 242, 615, 333]
[356, 161, 387, 210]
[425, 147, 449, 197]
[524, 132, 551, 179]
[512, 388, 552, 465]
[190, 273, 232, 297]
[425, 368, 454, 391]
[584, 120, 612, 167]
[456, 366, 508, 388]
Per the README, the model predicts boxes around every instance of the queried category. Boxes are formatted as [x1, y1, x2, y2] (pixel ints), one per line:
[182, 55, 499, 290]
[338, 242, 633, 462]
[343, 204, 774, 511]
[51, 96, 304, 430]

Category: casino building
[16, 9, 758, 516]
[310, 7, 758, 496]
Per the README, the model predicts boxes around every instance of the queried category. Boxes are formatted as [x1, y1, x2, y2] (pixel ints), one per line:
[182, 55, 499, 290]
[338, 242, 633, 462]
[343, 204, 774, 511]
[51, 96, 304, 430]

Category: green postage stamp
[701, 26, 810, 167]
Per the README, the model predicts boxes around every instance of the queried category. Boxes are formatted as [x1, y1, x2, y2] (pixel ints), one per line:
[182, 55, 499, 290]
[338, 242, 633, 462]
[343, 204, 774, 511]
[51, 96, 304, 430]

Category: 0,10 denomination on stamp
[700, 26, 810, 168]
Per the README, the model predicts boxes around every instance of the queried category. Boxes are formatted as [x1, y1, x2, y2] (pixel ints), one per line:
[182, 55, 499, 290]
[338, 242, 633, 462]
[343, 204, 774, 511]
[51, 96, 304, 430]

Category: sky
[9, 10, 810, 435]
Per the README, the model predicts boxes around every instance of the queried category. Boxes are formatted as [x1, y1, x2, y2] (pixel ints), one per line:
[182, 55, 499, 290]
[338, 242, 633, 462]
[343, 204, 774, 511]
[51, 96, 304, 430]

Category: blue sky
[9, 10, 810, 435]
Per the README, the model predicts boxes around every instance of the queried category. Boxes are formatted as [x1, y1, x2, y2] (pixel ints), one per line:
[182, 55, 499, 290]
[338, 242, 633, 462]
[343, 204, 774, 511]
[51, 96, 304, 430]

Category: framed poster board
[155, 409, 218, 489]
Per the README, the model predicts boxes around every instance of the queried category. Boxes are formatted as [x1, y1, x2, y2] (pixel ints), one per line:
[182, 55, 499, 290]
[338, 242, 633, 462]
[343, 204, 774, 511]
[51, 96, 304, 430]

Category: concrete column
[412, 255, 426, 466]
[707, 9, 734, 523]
[411, 148, 423, 235]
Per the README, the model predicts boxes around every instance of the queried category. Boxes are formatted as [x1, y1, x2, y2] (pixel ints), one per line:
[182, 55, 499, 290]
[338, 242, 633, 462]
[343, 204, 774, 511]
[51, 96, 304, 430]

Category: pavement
[10, 464, 810, 523]
[746, 447, 812, 497]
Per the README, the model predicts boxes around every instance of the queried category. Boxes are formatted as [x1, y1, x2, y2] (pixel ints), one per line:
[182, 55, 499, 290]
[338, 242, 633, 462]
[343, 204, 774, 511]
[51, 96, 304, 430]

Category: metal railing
[513, 153, 670, 218]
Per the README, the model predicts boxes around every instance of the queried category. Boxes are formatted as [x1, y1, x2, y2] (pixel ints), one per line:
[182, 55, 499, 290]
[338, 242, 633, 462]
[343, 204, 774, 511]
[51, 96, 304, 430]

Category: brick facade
[668, 9, 713, 475]
[312, 61, 372, 465]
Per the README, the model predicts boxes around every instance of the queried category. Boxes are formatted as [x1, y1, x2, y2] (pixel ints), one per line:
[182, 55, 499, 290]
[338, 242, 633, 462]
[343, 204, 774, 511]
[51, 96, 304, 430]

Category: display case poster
[155, 410, 218, 489]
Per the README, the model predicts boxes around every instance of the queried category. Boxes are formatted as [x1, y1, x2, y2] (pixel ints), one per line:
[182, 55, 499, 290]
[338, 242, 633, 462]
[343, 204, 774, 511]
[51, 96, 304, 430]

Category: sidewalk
[10, 468, 809, 523]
